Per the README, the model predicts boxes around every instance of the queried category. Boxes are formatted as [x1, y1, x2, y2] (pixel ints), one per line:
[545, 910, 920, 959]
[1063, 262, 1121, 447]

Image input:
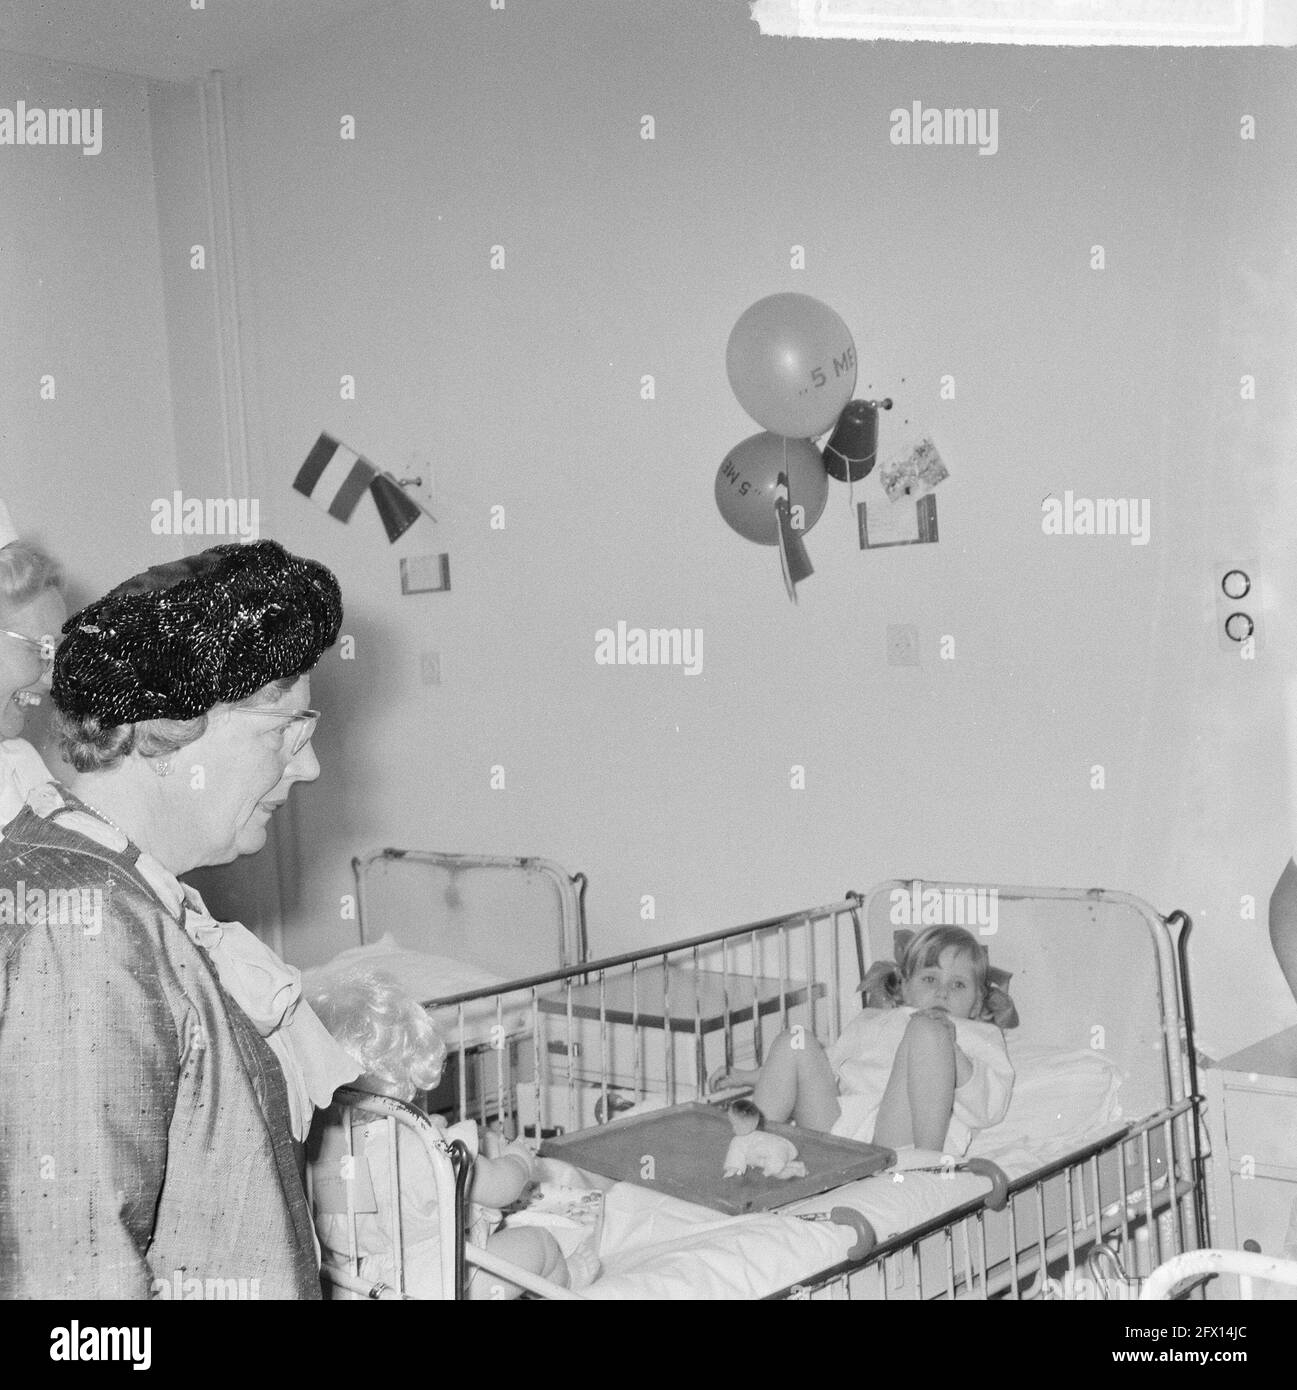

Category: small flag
[294, 433, 431, 544]
[293, 433, 376, 522]
[774, 471, 813, 602]
[369, 472, 422, 543]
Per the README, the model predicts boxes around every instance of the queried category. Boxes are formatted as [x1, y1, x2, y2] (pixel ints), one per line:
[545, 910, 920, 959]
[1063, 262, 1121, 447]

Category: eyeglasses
[229, 707, 321, 756]
[1, 630, 59, 673]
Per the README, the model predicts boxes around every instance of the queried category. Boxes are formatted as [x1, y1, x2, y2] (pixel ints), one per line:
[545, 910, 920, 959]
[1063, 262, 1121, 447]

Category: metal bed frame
[352, 848, 589, 969]
[316, 881, 1209, 1300]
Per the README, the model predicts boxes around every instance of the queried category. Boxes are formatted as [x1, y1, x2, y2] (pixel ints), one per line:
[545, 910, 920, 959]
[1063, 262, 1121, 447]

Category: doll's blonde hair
[308, 968, 447, 1099]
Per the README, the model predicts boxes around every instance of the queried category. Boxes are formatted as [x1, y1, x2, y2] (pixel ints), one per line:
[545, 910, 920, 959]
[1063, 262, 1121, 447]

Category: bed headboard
[860, 881, 1185, 1120]
[351, 849, 588, 977]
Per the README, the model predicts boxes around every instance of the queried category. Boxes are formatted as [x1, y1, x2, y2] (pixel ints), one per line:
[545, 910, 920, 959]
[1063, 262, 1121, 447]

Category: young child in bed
[711, 925, 1014, 1156]
[307, 969, 572, 1299]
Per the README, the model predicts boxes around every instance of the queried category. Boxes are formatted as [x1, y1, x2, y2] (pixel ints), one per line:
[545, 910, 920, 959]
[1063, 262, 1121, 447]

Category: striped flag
[293, 433, 427, 543]
[293, 433, 377, 522]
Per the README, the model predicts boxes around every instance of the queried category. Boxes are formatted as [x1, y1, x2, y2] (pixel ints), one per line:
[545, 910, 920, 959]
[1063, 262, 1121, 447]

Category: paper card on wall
[858, 493, 938, 550]
[879, 435, 948, 502]
[400, 553, 451, 594]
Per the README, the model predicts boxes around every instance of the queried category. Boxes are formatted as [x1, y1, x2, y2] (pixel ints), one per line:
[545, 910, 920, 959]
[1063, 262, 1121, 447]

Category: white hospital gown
[826, 1007, 1014, 1155]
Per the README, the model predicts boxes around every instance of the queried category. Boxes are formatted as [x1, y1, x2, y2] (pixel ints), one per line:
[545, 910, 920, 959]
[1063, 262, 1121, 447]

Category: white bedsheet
[526, 1042, 1131, 1299]
[540, 1123, 1125, 1300]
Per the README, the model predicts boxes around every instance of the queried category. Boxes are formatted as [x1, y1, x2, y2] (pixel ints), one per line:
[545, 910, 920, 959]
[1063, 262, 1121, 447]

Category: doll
[722, 1098, 807, 1180]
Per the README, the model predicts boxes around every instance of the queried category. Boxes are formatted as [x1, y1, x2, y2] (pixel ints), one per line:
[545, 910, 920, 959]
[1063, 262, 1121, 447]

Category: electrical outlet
[887, 623, 920, 667]
[421, 650, 441, 686]
[1216, 560, 1263, 655]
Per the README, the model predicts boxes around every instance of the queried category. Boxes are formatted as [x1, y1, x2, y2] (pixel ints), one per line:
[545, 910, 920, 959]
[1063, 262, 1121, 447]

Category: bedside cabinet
[1202, 1026, 1297, 1258]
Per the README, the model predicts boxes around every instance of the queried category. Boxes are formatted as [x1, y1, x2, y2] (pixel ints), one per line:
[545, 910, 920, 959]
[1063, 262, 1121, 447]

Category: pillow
[978, 1041, 1124, 1150]
[304, 932, 505, 1004]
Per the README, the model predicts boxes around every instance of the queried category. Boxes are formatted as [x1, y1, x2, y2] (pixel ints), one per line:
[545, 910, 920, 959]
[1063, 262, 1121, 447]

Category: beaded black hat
[53, 540, 343, 725]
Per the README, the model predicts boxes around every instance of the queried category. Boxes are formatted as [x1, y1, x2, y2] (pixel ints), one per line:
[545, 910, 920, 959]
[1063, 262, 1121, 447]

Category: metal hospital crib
[318, 878, 1213, 1301]
[348, 849, 588, 1125]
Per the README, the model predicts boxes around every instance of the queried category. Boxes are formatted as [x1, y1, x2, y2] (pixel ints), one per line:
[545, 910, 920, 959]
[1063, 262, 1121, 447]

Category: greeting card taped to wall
[858, 435, 947, 549]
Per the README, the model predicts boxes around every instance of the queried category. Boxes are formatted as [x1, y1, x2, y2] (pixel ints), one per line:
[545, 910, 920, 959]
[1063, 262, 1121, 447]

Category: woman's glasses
[229, 707, 321, 756]
[1, 630, 59, 674]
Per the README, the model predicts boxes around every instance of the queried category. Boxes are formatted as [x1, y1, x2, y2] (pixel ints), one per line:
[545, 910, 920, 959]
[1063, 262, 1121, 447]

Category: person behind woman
[0, 539, 358, 1298]
[0, 501, 66, 824]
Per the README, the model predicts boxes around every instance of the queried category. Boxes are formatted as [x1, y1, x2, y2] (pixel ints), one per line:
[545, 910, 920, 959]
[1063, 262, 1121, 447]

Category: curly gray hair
[52, 674, 301, 774]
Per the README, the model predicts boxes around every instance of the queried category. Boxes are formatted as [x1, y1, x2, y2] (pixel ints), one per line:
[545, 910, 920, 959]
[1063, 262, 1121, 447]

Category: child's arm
[470, 1142, 537, 1207]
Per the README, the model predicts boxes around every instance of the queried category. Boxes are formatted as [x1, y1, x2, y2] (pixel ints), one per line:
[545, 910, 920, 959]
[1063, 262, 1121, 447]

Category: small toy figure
[722, 1099, 808, 1180]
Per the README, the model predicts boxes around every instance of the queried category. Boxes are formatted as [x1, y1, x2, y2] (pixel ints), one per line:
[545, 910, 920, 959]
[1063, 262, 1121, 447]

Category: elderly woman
[0, 502, 65, 823]
[0, 539, 357, 1299]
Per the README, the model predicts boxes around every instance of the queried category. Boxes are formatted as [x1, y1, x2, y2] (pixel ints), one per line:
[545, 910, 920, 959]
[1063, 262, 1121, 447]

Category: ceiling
[0, 0, 391, 82]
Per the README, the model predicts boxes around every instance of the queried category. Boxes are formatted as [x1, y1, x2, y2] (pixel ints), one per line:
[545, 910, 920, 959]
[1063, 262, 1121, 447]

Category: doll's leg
[749, 1029, 841, 1131]
[470, 1227, 570, 1300]
[872, 1014, 956, 1152]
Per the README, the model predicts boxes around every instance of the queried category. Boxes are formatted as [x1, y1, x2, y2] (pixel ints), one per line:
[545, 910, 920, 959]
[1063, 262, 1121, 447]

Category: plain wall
[0, 50, 181, 605]
[13, 2, 1297, 1059]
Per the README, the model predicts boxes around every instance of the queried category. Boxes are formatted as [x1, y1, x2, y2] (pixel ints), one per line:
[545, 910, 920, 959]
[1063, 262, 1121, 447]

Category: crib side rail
[415, 894, 865, 1009]
[764, 1097, 1206, 1301]
[424, 896, 865, 1134]
[311, 1088, 585, 1300]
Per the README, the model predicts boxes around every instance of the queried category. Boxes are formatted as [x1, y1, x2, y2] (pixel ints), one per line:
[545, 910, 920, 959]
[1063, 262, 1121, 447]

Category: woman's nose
[289, 742, 321, 782]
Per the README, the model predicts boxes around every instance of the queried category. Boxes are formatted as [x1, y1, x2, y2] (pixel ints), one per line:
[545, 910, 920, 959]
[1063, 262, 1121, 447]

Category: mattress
[532, 1118, 1178, 1300]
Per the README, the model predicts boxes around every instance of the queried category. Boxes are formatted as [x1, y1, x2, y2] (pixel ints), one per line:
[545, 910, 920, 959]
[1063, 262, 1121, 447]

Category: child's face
[902, 946, 980, 1019]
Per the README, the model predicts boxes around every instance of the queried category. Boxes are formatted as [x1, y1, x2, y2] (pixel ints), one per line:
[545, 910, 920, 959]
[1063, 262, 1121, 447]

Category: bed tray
[541, 1103, 893, 1216]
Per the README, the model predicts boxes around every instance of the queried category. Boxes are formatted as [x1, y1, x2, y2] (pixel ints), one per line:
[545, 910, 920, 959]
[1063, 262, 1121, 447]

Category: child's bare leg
[470, 1227, 569, 1300]
[872, 1015, 957, 1152]
[748, 1028, 840, 1131]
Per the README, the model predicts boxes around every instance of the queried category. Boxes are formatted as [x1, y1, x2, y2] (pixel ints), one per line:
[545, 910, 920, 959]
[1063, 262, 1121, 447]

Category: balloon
[822, 400, 880, 482]
[726, 293, 857, 438]
[715, 432, 829, 546]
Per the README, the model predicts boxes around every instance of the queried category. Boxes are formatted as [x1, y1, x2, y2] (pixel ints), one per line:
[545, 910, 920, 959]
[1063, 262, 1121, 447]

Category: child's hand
[915, 1006, 956, 1035]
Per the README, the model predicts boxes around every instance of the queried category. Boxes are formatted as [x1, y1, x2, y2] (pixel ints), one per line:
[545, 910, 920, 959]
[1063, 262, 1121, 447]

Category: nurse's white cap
[0, 500, 17, 549]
